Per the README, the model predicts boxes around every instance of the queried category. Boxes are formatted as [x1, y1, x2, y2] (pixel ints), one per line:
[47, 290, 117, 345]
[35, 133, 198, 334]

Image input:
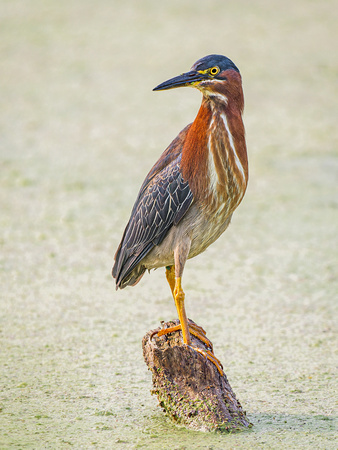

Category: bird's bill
[153, 70, 207, 91]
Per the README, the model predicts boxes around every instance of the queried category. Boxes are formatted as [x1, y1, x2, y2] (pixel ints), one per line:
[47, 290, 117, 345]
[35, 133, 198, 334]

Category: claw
[192, 346, 224, 376]
[188, 320, 207, 336]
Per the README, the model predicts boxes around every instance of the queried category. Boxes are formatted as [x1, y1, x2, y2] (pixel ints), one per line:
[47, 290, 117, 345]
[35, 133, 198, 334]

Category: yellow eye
[210, 66, 220, 76]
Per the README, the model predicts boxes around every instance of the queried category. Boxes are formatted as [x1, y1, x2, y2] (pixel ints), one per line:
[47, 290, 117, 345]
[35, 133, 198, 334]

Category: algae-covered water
[1, 0, 337, 448]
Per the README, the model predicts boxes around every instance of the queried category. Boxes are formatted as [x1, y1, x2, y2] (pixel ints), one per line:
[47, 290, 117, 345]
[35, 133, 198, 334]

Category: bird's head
[153, 54, 242, 105]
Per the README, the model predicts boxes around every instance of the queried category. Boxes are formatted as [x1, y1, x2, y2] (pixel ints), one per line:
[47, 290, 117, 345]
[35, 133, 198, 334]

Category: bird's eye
[209, 66, 220, 76]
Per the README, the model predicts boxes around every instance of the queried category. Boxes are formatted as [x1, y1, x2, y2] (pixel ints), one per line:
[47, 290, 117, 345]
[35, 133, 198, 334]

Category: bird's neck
[180, 92, 248, 209]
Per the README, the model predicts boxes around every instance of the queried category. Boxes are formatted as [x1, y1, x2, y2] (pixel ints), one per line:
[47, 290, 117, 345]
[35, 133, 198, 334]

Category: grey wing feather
[112, 155, 193, 288]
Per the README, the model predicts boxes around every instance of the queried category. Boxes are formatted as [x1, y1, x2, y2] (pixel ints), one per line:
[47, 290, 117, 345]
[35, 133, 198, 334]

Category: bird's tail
[113, 264, 146, 290]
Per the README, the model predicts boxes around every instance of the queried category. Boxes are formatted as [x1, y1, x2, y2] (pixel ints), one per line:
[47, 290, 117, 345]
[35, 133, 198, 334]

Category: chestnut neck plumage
[180, 70, 248, 216]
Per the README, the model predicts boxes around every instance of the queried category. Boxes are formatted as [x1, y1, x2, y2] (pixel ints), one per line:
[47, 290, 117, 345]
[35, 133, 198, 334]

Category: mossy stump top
[142, 319, 251, 432]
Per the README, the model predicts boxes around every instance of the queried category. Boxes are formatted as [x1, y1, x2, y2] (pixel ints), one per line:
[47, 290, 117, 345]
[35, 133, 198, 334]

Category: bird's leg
[162, 266, 212, 348]
[173, 275, 191, 345]
[159, 266, 191, 343]
[166, 264, 210, 340]
[158, 274, 224, 375]
[165, 265, 176, 296]
[159, 260, 223, 375]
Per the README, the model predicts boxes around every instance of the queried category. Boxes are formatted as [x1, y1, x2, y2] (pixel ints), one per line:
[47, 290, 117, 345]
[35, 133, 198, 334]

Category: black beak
[153, 70, 207, 91]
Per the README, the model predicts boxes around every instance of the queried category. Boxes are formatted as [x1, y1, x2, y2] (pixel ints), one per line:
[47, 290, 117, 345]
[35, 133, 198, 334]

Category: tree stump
[142, 319, 251, 432]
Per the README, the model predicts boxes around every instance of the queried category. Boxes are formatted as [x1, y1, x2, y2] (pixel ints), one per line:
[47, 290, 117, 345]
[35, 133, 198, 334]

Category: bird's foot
[190, 346, 224, 376]
[187, 319, 206, 336]
[187, 320, 214, 353]
[152, 321, 223, 376]
[156, 321, 213, 352]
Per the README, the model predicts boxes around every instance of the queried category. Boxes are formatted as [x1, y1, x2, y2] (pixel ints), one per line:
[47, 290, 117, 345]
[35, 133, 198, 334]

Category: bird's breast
[181, 99, 247, 213]
[201, 109, 247, 220]
[179, 98, 248, 256]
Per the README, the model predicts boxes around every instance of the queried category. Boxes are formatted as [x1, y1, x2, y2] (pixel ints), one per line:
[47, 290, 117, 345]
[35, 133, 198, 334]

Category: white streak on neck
[220, 113, 245, 182]
[208, 92, 228, 104]
[207, 132, 219, 195]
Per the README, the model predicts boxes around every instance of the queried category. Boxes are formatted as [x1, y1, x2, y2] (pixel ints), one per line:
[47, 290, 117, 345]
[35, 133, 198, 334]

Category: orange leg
[165, 264, 176, 295]
[155, 266, 223, 376]
[173, 275, 191, 345]
[163, 266, 212, 348]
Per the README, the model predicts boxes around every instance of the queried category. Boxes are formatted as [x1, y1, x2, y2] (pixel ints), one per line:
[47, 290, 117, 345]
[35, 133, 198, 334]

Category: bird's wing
[113, 126, 193, 288]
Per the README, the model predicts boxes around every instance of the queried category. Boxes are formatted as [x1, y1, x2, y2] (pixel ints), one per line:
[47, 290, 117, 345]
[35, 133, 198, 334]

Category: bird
[112, 54, 248, 375]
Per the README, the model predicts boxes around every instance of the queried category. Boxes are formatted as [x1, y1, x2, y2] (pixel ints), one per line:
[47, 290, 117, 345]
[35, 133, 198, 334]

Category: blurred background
[1, 0, 337, 448]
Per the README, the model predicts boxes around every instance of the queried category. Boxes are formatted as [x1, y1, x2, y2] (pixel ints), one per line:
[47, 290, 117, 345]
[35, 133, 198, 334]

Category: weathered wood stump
[142, 319, 251, 432]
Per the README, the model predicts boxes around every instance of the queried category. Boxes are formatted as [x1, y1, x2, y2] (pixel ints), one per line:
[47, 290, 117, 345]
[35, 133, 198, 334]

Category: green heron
[112, 54, 248, 374]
